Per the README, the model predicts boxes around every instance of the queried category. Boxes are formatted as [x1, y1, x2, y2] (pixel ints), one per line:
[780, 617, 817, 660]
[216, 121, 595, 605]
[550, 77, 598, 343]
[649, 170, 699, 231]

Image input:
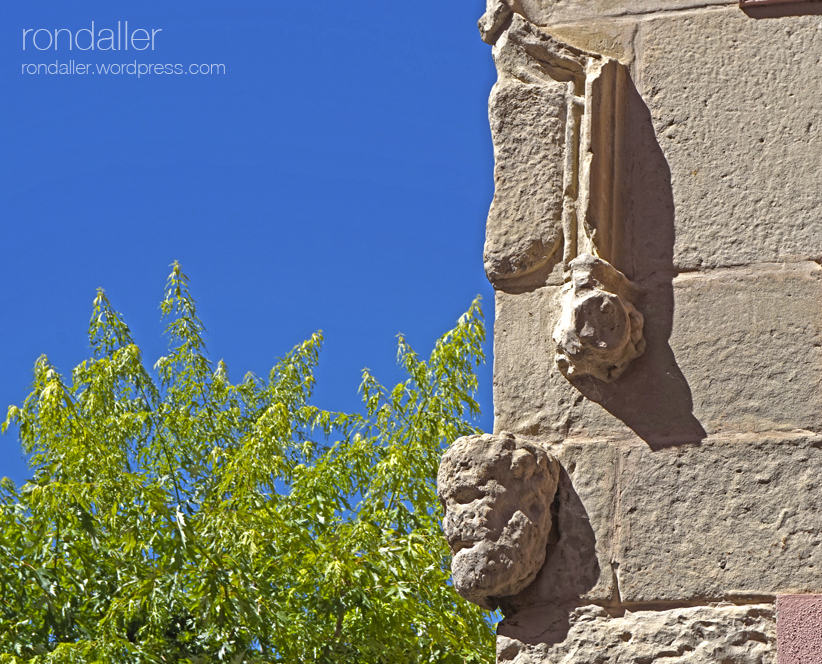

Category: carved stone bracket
[553, 254, 645, 382]
[437, 433, 560, 611]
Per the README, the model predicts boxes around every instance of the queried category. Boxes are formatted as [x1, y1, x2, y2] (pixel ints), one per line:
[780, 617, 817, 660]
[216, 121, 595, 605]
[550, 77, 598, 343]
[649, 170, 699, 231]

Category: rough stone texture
[542, 21, 636, 65]
[670, 264, 822, 437]
[484, 18, 597, 291]
[494, 263, 822, 443]
[639, 8, 822, 270]
[776, 595, 822, 664]
[511, 0, 734, 26]
[484, 76, 568, 289]
[553, 254, 645, 382]
[503, 433, 822, 609]
[437, 433, 560, 610]
[612, 433, 822, 603]
[497, 604, 775, 663]
[741, 0, 805, 6]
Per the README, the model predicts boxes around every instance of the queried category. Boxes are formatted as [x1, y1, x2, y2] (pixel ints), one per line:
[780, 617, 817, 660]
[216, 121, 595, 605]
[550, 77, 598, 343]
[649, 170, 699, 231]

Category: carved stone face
[437, 433, 559, 610]
[554, 254, 646, 383]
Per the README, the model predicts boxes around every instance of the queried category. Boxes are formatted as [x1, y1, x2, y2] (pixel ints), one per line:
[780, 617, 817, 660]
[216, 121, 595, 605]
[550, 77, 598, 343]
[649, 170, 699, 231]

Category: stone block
[504, 439, 618, 609]
[639, 8, 822, 269]
[497, 604, 775, 663]
[512, 0, 734, 26]
[508, 433, 822, 608]
[493, 284, 623, 440]
[776, 595, 822, 664]
[484, 77, 568, 288]
[612, 433, 822, 603]
[541, 21, 637, 65]
[671, 263, 822, 436]
[493, 263, 822, 443]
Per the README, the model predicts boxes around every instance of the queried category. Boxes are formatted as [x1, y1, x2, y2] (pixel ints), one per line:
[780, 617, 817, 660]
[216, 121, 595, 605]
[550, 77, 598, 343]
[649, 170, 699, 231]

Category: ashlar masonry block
[503, 433, 822, 611]
[497, 604, 775, 664]
[482, 0, 735, 28]
[639, 8, 822, 270]
[494, 263, 822, 443]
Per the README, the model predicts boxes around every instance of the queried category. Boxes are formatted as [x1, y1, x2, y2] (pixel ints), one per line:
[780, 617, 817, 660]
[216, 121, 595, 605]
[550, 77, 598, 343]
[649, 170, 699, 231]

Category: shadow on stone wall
[495, 466, 601, 645]
[569, 75, 706, 450]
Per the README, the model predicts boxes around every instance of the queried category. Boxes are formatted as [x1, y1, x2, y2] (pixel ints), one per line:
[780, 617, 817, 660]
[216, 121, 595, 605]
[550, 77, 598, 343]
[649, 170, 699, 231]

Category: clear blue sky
[0, 1, 497, 485]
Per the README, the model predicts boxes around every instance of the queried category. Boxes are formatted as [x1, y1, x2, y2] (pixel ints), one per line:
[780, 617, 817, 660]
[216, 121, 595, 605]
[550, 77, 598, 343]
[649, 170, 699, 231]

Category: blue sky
[0, 2, 497, 485]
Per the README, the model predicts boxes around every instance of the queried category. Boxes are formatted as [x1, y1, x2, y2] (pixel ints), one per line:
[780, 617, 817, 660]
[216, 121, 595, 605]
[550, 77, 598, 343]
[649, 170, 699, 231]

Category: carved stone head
[553, 254, 646, 383]
[437, 432, 560, 610]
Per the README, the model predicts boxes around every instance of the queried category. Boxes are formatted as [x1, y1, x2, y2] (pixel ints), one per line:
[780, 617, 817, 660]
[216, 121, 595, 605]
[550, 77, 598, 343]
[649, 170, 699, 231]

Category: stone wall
[439, 1, 822, 661]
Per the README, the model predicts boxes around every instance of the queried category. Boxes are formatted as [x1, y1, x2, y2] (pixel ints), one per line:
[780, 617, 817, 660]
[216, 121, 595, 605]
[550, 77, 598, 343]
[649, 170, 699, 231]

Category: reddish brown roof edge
[740, 0, 811, 6]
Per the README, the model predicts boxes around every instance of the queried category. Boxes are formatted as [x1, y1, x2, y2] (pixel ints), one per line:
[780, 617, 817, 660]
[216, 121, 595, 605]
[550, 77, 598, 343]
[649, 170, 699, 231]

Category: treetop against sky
[1, 0, 497, 485]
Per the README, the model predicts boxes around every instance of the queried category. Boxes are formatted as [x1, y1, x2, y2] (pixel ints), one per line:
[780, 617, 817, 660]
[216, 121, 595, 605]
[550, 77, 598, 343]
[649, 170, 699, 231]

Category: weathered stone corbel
[553, 254, 645, 382]
[436, 433, 560, 611]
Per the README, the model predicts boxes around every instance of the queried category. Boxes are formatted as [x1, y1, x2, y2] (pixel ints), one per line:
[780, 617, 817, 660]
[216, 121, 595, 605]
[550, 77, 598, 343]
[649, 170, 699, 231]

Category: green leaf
[0, 269, 494, 663]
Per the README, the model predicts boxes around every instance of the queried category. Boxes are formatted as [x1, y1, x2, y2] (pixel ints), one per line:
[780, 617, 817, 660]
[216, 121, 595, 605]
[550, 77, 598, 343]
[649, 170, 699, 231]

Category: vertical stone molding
[483, 16, 633, 292]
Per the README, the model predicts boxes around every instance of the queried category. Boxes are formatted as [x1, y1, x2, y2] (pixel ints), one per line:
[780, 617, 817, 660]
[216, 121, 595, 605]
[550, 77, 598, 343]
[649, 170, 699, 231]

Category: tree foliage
[0, 263, 494, 663]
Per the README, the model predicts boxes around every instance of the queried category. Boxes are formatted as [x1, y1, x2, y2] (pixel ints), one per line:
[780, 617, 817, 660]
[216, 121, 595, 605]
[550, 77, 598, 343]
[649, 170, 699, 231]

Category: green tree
[0, 263, 494, 664]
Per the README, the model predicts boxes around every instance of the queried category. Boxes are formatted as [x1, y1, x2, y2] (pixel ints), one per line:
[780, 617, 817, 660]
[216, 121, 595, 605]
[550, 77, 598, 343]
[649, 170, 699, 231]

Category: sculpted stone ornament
[437, 433, 560, 611]
[553, 254, 645, 382]
[481, 15, 635, 292]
